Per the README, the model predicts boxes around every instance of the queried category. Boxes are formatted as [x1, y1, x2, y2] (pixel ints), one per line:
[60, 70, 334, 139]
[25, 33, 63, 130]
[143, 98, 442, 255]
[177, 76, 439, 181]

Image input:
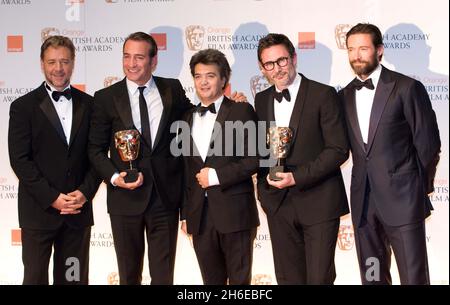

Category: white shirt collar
[199, 95, 224, 113]
[126, 77, 154, 96]
[45, 82, 71, 93]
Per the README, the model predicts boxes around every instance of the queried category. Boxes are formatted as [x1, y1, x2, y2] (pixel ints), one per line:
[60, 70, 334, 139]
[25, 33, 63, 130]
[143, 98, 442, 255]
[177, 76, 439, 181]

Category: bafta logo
[267, 126, 293, 181]
[103, 76, 121, 88]
[185, 25, 205, 51]
[337, 225, 355, 250]
[250, 75, 271, 99]
[41, 27, 60, 43]
[114, 130, 140, 183]
[335, 24, 352, 50]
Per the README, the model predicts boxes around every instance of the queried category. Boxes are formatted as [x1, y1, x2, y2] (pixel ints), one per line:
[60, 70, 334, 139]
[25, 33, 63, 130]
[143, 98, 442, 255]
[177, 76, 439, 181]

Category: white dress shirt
[274, 73, 301, 127]
[126, 77, 163, 147]
[355, 64, 382, 144]
[191, 96, 223, 186]
[45, 82, 72, 145]
[110, 77, 164, 185]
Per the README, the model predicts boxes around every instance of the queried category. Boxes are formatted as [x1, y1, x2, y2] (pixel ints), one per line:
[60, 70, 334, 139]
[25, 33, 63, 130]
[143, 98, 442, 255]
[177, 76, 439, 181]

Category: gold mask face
[114, 130, 141, 162]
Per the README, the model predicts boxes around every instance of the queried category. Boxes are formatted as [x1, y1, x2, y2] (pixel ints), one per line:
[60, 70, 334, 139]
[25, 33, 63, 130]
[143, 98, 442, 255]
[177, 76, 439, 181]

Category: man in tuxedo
[8, 35, 101, 284]
[255, 33, 349, 284]
[339, 23, 440, 285]
[88, 32, 245, 284]
[88, 32, 191, 285]
[180, 49, 259, 285]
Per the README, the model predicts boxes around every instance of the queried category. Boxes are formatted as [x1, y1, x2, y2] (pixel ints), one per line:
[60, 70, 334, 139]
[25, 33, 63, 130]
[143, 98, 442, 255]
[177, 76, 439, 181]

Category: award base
[269, 165, 284, 181]
[124, 168, 139, 183]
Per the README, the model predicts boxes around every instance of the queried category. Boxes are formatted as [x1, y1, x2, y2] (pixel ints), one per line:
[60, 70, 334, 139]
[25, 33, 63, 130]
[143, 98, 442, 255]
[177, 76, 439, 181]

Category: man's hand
[52, 193, 81, 215]
[267, 172, 296, 189]
[180, 220, 193, 246]
[229, 91, 248, 103]
[114, 172, 144, 190]
[181, 220, 188, 235]
[196, 167, 210, 188]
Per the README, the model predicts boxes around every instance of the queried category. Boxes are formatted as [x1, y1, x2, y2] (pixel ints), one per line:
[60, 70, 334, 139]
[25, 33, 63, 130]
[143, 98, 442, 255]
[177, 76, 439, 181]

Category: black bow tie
[195, 103, 216, 116]
[51, 88, 72, 102]
[351, 78, 374, 90]
[273, 88, 291, 102]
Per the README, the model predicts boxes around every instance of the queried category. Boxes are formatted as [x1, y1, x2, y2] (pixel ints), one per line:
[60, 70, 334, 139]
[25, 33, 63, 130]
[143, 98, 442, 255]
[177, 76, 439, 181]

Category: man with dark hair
[89, 33, 246, 285]
[180, 49, 259, 284]
[255, 33, 349, 284]
[9, 35, 101, 284]
[88, 32, 190, 285]
[339, 23, 441, 285]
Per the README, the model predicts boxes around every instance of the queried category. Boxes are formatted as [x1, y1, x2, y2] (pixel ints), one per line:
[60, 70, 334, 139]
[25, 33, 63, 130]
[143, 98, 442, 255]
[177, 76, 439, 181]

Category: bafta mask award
[114, 130, 140, 183]
[267, 126, 293, 181]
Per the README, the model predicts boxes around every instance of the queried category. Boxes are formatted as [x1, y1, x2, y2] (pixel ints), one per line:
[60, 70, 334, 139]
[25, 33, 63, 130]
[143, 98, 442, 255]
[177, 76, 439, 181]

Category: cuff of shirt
[110, 172, 120, 186]
[208, 168, 220, 186]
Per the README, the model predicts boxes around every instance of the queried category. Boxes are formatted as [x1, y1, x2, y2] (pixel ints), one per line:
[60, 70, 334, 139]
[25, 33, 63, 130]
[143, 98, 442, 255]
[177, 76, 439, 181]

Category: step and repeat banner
[0, 0, 448, 284]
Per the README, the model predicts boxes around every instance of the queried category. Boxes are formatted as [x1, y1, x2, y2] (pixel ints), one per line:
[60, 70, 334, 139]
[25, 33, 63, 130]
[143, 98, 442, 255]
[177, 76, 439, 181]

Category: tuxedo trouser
[267, 202, 340, 285]
[110, 191, 179, 285]
[354, 180, 430, 285]
[193, 198, 257, 285]
[21, 224, 91, 285]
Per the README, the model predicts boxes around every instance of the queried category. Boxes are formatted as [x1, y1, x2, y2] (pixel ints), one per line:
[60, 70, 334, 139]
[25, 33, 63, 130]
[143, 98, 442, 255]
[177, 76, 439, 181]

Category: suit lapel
[208, 97, 231, 149]
[113, 79, 135, 131]
[38, 83, 67, 146]
[366, 67, 395, 154]
[68, 88, 87, 148]
[187, 108, 203, 163]
[287, 73, 308, 149]
[343, 85, 366, 153]
[152, 77, 172, 153]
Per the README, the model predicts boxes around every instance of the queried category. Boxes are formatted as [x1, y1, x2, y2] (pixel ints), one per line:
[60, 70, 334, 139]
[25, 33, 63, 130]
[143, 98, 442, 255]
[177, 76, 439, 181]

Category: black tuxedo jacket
[339, 66, 441, 227]
[88, 77, 192, 215]
[181, 98, 260, 235]
[255, 74, 349, 225]
[8, 82, 100, 230]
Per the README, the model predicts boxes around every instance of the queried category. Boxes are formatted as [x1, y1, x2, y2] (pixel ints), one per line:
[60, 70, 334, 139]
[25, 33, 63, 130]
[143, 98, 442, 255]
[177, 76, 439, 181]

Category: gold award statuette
[114, 130, 141, 183]
[267, 126, 293, 181]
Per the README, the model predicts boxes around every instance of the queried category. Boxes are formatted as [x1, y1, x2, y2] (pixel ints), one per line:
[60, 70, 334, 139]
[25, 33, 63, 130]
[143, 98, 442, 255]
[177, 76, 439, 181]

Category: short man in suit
[180, 49, 259, 285]
[255, 33, 349, 284]
[339, 23, 441, 285]
[8, 35, 101, 284]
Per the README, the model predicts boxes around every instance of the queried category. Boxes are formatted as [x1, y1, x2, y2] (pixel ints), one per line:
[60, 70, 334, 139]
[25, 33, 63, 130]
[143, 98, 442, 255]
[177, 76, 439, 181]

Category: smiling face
[347, 33, 383, 79]
[41, 46, 74, 91]
[259, 44, 297, 90]
[122, 39, 157, 86]
[193, 63, 225, 105]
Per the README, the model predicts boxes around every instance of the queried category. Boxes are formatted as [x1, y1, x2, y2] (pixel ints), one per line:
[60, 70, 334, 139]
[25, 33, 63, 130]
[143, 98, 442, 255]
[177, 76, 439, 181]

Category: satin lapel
[343, 85, 366, 153]
[38, 84, 67, 146]
[187, 109, 203, 164]
[68, 88, 87, 148]
[366, 68, 395, 154]
[287, 73, 308, 149]
[152, 77, 172, 153]
[207, 97, 231, 158]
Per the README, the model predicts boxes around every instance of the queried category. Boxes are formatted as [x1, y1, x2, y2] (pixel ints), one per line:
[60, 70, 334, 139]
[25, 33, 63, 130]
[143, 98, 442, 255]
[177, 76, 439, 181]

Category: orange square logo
[11, 229, 22, 246]
[298, 32, 315, 49]
[7, 36, 23, 52]
[151, 33, 167, 51]
[72, 84, 86, 92]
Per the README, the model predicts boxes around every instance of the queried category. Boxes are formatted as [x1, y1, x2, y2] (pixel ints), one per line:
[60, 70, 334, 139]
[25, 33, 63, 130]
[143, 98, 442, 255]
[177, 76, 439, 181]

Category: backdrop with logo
[0, 0, 448, 285]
